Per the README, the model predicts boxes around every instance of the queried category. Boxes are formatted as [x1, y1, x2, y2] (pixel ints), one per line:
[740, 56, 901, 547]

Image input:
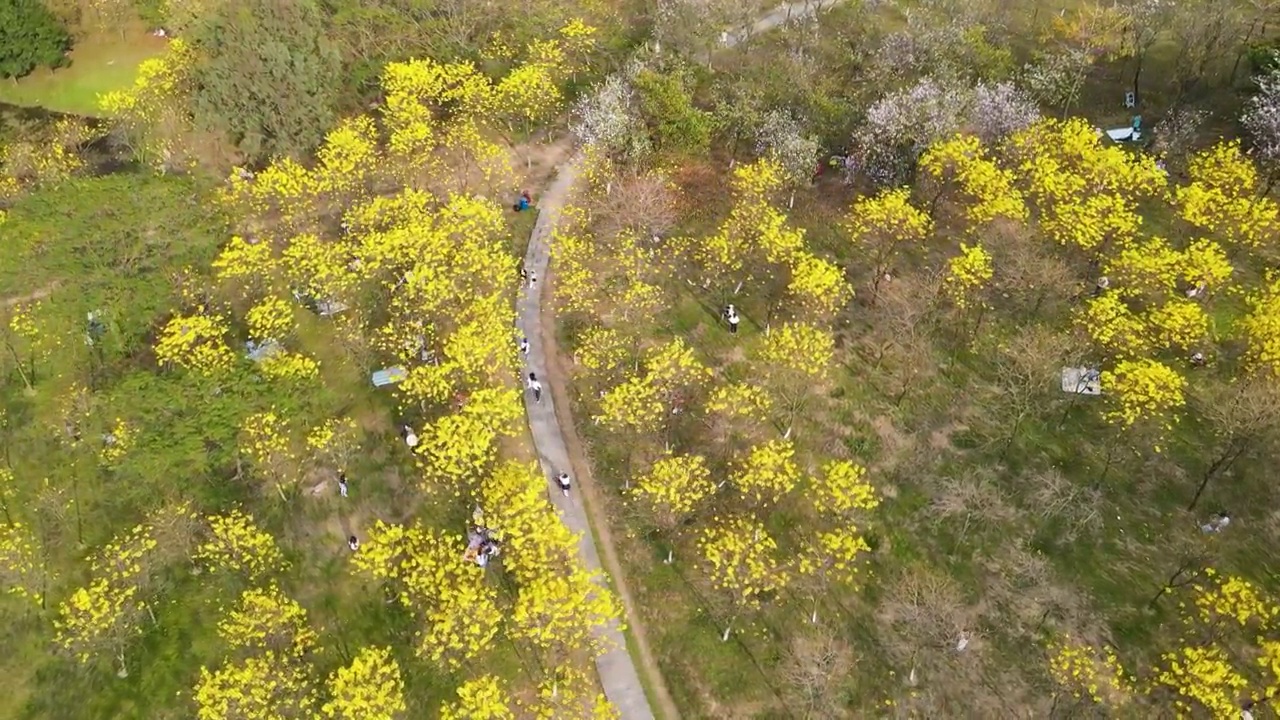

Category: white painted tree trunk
[665, 548, 673, 564]
[722, 624, 732, 642]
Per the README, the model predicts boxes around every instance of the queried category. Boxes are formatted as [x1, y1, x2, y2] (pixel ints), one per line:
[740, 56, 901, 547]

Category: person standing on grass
[338, 472, 349, 498]
[401, 424, 419, 449]
[348, 535, 360, 551]
[556, 471, 572, 496]
[723, 304, 740, 334]
[526, 373, 543, 403]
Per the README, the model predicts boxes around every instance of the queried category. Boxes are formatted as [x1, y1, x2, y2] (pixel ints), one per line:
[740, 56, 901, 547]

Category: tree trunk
[1231, 18, 1261, 82]
[1187, 440, 1248, 510]
[1131, 51, 1145, 108]
[1147, 560, 1203, 609]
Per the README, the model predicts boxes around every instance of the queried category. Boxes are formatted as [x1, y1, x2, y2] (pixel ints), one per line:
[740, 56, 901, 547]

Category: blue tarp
[371, 366, 408, 387]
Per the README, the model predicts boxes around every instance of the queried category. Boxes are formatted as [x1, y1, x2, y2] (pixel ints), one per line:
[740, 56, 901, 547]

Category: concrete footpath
[512, 4, 843, 717]
[516, 159, 655, 720]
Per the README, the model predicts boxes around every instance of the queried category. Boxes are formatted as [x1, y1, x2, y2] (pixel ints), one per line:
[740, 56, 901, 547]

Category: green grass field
[0, 34, 168, 117]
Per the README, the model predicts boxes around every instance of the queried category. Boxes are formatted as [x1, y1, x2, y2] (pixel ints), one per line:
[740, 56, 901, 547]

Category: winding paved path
[516, 160, 664, 719]
[516, 3, 843, 717]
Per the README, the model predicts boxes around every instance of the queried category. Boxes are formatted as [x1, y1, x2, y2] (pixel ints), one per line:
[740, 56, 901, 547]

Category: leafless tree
[780, 632, 855, 719]
[1152, 107, 1208, 175]
[592, 171, 680, 240]
[990, 325, 1075, 456]
[987, 220, 1081, 322]
[1186, 375, 1280, 510]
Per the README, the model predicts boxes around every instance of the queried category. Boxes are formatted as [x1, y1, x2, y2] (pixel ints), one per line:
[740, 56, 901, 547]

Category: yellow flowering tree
[439, 675, 515, 720]
[212, 235, 277, 296]
[217, 585, 318, 657]
[1176, 141, 1279, 252]
[632, 453, 716, 562]
[1101, 359, 1186, 432]
[698, 515, 789, 639]
[98, 38, 197, 171]
[1238, 276, 1280, 376]
[1102, 236, 1184, 300]
[350, 521, 501, 668]
[732, 440, 800, 506]
[758, 322, 835, 380]
[1179, 238, 1233, 295]
[1154, 645, 1249, 718]
[53, 578, 146, 666]
[942, 242, 994, 316]
[306, 417, 361, 474]
[0, 520, 45, 605]
[195, 509, 286, 579]
[809, 460, 879, 518]
[154, 310, 237, 377]
[1046, 636, 1133, 708]
[919, 134, 1028, 226]
[241, 409, 301, 499]
[845, 188, 933, 303]
[245, 296, 297, 342]
[704, 382, 773, 451]
[1076, 294, 1152, 359]
[1144, 298, 1211, 354]
[321, 646, 406, 720]
[194, 651, 318, 720]
[794, 526, 872, 611]
[2, 301, 55, 390]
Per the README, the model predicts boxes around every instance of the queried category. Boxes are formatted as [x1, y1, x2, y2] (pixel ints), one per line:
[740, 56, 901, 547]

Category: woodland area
[4, 0, 1280, 719]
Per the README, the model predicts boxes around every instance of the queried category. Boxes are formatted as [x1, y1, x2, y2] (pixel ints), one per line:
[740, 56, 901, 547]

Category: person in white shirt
[401, 424, 419, 448]
[338, 472, 349, 498]
[519, 337, 530, 356]
[556, 472, 572, 495]
[723, 304, 740, 334]
[348, 535, 360, 551]
[526, 373, 543, 403]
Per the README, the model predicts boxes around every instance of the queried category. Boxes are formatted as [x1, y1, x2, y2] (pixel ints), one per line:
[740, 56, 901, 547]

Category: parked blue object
[371, 366, 408, 387]
[245, 339, 282, 363]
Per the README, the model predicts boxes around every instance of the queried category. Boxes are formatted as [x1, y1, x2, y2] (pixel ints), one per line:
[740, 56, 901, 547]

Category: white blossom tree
[1242, 64, 1280, 192]
[756, 110, 819, 207]
[845, 76, 970, 186]
[572, 74, 651, 163]
[1021, 48, 1092, 117]
[1153, 106, 1208, 172]
[970, 82, 1040, 143]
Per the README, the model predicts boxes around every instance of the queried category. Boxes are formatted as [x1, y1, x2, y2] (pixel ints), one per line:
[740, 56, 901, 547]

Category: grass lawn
[0, 33, 168, 117]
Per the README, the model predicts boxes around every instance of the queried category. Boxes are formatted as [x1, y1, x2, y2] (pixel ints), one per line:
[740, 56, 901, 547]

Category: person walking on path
[556, 471, 572, 496]
[338, 472, 349, 498]
[527, 372, 543, 403]
[519, 337, 530, 356]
